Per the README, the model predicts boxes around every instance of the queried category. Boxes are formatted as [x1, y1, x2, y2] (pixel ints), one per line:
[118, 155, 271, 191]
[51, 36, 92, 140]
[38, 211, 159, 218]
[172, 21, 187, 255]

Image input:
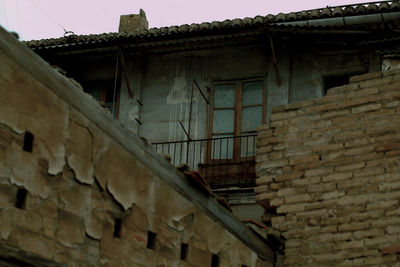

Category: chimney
[118, 9, 149, 33]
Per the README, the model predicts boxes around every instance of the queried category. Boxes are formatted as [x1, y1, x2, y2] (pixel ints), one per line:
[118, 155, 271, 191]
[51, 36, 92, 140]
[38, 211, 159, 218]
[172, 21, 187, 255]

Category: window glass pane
[214, 84, 235, 108]
[240, 134, 256, 157]
[211, 135, 233, 159]
[242, 106, 262, 132]
[242, 80, 263, 106]
[213, 110, 234, 133]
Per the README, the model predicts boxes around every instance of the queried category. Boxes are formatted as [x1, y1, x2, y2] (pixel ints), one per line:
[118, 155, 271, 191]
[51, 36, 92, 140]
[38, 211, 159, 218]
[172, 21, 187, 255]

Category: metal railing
[152, 134, 257, 189]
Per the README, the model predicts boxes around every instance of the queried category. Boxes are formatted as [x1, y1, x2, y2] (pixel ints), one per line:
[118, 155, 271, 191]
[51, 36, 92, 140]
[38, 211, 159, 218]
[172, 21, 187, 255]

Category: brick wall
[0, 28, 272, 266]
[256, 69, 400, 266]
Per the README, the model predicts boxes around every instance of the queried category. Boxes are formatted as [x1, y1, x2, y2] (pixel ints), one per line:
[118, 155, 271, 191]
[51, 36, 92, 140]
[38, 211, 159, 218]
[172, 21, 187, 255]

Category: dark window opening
[180, 243, 188, 261]
[147, 231, 156, 249]
[211, 254, 219, 267]
[323, 75, 352, 94]
[82, 79, 121, 118]
[23, 132, 34, 152]
[16, 188, 27, 209]
[113, 218, 122, 238]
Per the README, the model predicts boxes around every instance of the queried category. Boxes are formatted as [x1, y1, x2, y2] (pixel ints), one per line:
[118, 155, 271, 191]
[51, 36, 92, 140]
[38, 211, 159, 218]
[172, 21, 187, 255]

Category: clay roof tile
[25, 1, 400, 50]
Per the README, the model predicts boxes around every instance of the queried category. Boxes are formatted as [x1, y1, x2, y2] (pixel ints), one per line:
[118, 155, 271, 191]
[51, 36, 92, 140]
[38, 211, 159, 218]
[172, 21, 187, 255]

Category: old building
[25, 1, 400, 224]
[17, 1, 400, 265]
[0, 25, 276, 266]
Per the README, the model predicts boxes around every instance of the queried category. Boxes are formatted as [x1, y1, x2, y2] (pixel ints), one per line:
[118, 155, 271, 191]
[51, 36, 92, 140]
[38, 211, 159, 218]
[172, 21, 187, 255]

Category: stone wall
[256, 69, 400, 266]
[0, 28, 273, 266]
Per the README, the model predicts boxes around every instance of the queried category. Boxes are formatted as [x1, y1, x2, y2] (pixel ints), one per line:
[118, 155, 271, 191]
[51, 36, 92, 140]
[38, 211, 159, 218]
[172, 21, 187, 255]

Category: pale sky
[0, 0, 382, 41]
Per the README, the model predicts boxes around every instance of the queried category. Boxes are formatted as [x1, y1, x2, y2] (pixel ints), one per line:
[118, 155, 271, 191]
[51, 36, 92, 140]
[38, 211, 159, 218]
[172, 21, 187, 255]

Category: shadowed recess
[23, 131, 34, 152]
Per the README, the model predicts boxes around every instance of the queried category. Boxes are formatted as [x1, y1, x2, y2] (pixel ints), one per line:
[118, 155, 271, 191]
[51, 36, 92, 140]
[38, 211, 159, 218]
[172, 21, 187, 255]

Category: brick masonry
[256, 69, 400, 266]
[0, 29, 271, 266]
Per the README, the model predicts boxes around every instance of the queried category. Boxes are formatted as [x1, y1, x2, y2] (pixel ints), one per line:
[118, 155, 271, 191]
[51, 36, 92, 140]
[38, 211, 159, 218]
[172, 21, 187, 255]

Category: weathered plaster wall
[132, 43, 374, 143]
[0, 28, 273, 266]
[256, 69, 400, 266]
[139, 54, 208, 142]
[44, 42, 378, 145]
[290, 47, 370, 103]
[139, 45, 269, 143]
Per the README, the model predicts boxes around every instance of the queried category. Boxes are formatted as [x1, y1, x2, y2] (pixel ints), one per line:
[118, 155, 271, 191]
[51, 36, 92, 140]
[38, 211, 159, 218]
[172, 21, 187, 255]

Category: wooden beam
[119, 49, 134, 99]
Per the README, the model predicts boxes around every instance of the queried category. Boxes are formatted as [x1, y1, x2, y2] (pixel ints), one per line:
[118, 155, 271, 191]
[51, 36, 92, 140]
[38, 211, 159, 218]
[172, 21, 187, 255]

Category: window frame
[208, 77, 267, 161]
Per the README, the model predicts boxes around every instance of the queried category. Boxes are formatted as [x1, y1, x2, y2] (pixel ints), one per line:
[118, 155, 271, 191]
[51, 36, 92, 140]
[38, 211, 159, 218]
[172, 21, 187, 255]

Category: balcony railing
[152, 135, 257, 189]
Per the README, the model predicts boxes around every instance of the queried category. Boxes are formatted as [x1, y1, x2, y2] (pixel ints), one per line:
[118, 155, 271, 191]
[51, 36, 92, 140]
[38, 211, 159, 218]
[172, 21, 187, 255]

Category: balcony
[152, 135, 257, 189]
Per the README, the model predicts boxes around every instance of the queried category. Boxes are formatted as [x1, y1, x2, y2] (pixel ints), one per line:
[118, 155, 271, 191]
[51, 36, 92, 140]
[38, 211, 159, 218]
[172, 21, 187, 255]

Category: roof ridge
[24, 1, 400, 48]
[296, 0, 396, 13]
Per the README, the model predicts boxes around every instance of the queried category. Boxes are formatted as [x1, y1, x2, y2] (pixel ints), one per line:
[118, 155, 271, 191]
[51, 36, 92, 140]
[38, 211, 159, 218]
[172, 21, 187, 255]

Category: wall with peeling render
[0, 28, 274, 266]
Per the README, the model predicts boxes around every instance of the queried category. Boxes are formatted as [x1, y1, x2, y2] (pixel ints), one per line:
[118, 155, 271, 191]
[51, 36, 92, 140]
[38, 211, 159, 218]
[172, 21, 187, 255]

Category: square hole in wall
[147, 231, 156, 249]
[113, 218, 122, 238]
[23, 132, 34, 152]
[211, 254, 219, 267]
[15, 188, 27, 209]
[180, 243, 188, 261]
[323, 74, 357, 95]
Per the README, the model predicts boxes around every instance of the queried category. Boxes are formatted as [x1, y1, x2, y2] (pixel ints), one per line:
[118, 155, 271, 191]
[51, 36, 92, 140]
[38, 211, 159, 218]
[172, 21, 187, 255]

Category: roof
[25, 1, 400, 52]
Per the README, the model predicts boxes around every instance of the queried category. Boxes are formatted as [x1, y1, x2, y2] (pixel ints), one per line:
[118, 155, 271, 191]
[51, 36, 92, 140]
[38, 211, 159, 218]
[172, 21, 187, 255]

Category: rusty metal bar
[187, 81, 195, 141]
[268, 34, 281, 87]
[204, 140, 208, 180]
[135, 118, 142, 125]
[225, 138, 229, 187]
[245, 135, 249, 183]
[111, 52, 119, 117]
[193, 79, 210, 104]
[179, 120, 191, 140]
[152, 134, 257, 188]
[173, 141, 177, 166]
[119, 49, 134, 99]
[153, 134, 256, 145]
[192, 140, 196, 171]
[180, 141, 184, 166]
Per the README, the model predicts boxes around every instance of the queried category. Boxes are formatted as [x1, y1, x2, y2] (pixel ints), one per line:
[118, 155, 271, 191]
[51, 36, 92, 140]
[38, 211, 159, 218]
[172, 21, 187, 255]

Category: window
[323, 73, 362, 94]
[83, 79, 120, 118]
[210, 79, 266, 160]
